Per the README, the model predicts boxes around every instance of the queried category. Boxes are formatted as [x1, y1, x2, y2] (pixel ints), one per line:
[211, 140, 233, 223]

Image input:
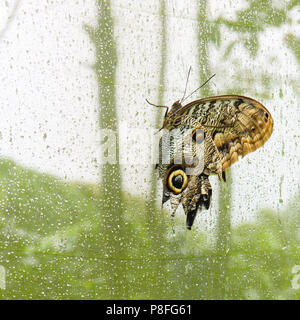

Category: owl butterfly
[150, 79, 273, 230]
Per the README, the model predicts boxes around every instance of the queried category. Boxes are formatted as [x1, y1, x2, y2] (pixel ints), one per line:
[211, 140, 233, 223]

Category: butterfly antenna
[146, 98, 169, 116]
[180, 66, 192, 103]
[146, 99, 168, 133]
[181, 73, 216, 103]
[145, 98, 166, 108]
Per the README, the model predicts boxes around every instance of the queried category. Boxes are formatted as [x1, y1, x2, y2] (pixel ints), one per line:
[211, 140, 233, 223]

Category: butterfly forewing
[163, 95, 273, 172]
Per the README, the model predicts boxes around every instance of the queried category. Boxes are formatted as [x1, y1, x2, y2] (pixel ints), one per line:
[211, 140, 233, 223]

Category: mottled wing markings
[163, 95, 273, 173]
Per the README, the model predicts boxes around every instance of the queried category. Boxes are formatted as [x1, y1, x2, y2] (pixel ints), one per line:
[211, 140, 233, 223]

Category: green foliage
[149, 0, 167, 211]
[198, 0, 215, 96]
[0, 158, 299, 299]
[217, 0, 288, 57]
[209, 1, 300, 100]
[86, 0, 126, 298]
[285, 34, 300, 65]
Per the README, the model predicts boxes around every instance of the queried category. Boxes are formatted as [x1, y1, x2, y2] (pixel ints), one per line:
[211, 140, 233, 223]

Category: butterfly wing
[158, 95, 273, 229]
[157, 123, 215, 228]
[165, 95, 274, 172]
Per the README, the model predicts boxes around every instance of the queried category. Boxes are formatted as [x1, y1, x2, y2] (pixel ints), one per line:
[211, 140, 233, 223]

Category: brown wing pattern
[163, 95, 273, 172]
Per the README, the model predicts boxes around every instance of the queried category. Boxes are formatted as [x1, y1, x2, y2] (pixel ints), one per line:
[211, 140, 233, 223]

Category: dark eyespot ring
[167, 169, 188, 194]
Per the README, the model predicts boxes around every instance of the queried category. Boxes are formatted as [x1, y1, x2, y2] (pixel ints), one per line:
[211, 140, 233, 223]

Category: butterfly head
[169, 100, 182, 114]
[162, 100, 184, 129]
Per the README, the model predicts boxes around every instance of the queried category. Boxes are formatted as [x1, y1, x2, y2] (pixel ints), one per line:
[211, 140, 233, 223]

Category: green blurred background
[0, 0, 300, 299]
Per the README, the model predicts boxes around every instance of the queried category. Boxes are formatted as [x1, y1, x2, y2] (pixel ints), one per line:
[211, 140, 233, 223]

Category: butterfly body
[156, 95, 273, 229]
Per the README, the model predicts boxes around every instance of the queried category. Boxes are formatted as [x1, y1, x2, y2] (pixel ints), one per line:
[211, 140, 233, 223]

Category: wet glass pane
[0, 0, 299, 299]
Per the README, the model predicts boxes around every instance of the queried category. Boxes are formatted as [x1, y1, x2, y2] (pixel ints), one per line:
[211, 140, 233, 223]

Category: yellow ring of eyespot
[167, 169, 188, 194]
